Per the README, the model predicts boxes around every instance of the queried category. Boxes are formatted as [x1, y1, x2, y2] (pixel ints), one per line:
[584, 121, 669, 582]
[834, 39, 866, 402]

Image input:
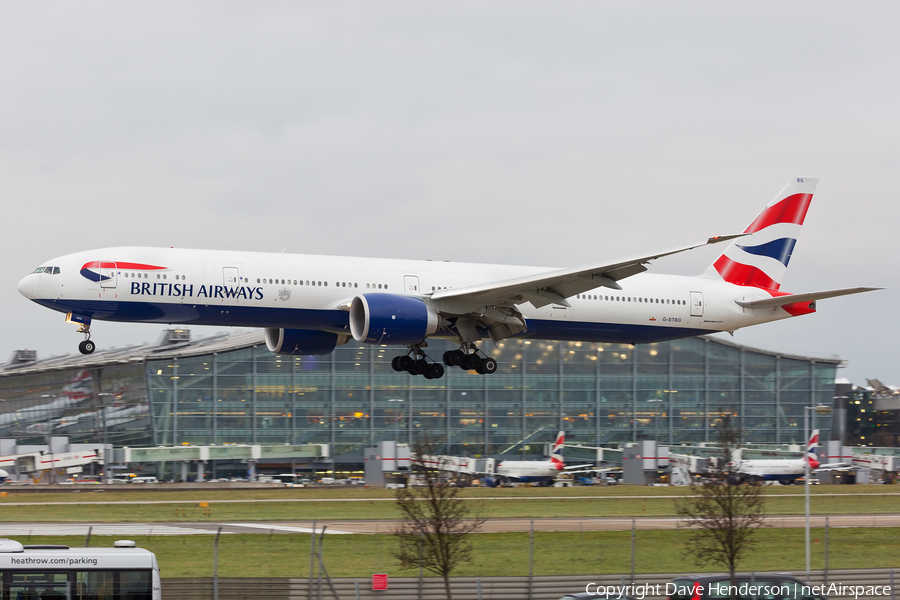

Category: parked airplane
[0, 468, 8, 483]
[488, 430, 585, 486]
[18, 178, 877, 379]
[735, 430, 853, 483]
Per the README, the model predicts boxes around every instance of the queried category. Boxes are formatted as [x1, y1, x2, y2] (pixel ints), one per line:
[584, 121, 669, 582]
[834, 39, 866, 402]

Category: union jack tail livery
[806, 429, 820, 470]
[550, 430, 565, 471]
[705, 177, 816, 290]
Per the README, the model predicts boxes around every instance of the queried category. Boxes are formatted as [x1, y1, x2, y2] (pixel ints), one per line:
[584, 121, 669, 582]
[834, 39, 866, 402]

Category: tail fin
[704, 177, 818, 290]
[550, 430, 565, 470]
[806, 429, 820, 469]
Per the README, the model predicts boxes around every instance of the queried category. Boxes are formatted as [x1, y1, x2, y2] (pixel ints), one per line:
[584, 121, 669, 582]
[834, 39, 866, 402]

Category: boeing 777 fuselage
[17, 178, 877, 379]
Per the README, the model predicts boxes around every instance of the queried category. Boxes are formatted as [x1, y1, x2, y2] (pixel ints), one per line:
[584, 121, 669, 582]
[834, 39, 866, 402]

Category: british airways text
[130, 282, 264, 300]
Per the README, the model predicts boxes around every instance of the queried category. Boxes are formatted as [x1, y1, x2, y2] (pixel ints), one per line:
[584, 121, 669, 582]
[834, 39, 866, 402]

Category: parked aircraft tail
[806, 429, 821, 470]
[704, 177, 817, 290]
[550, 430, 565, 471]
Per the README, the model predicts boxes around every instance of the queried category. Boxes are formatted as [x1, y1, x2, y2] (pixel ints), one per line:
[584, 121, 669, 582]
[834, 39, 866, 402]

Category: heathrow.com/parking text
[10, 557, 99, 567]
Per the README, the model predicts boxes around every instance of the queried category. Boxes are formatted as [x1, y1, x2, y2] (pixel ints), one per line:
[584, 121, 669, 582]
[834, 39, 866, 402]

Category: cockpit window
[33, 267, 47, 274]
[32, 266, 60, 274]
[52, 267, 60, 274]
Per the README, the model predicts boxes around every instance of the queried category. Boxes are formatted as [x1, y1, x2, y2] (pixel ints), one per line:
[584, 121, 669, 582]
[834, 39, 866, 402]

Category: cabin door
[403, 275, 420, 295]
[99, 262, 117, 289]
[690, 291, 704, 317]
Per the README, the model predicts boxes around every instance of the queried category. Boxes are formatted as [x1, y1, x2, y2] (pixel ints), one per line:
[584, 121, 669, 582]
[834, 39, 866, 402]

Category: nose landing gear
[76, 327, 95, 355]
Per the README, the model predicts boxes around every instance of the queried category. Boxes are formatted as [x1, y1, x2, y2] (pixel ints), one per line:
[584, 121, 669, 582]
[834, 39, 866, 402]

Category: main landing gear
[390, 344, 498, 378]
[77, 326, 95, 355]
[391, 347, 445, 379]
[441, 344, 497, 375]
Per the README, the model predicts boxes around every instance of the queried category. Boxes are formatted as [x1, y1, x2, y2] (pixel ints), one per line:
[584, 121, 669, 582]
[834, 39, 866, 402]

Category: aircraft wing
[814, 462, 855, 472]
[564, 466, 621, 475]
[431, 234, 744, 310]
[735, 287, 881, 310]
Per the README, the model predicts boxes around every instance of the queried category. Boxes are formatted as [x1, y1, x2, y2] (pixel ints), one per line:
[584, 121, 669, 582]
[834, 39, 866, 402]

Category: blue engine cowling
[265, 328, 350, 355]
[349, 293, 440, 345]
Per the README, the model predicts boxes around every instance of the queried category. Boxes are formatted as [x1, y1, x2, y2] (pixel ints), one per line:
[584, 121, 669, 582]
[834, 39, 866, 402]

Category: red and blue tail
[704, 178, 817, 290]
[550, 430, 565, 471]
[806, 429, 820, 469]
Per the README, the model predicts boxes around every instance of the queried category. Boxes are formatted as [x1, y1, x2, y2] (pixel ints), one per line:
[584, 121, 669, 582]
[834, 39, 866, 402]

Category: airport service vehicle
[18, 178, 876, 379]
[0, 538, 161, 599]
[666, 574, 827, 600]
[735, 430, 853, 484]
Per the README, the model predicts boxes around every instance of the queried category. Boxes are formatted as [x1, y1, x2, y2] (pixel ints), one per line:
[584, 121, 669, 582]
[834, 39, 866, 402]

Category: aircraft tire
[427, 363, 444, 379]
[413, 359, 429, 375]
[79, 340, 95, 355]
[449, 350, 466, 366]
[397, 355, 414, 371]
[480, 357, 498, 374]
[463, 353, 480, 370]
[391, 356, 403, 371]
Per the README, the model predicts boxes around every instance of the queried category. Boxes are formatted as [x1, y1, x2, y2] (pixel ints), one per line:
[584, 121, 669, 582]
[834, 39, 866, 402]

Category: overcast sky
[1, 2, 896, 385]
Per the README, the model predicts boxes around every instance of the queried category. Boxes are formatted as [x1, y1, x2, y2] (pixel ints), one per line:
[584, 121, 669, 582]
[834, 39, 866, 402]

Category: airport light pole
[97, 392, 114, 483]
[805, 403, 833, 581]
[39, 394, 57, 484]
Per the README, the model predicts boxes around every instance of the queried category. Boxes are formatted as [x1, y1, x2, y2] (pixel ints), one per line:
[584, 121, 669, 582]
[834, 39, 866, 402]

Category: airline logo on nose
[80, 261, 166, 282]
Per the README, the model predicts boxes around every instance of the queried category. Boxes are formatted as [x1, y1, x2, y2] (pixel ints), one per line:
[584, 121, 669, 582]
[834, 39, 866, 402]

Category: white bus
[0, 539, 160, 599]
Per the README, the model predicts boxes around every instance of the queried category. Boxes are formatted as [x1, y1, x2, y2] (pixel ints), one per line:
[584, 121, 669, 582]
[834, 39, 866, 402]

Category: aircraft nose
[17, 275, 33, 299]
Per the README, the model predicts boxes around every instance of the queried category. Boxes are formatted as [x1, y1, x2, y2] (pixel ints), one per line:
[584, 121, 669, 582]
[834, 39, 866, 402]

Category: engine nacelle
[349, 293, 440, 345]
[264, 328, 349, 356]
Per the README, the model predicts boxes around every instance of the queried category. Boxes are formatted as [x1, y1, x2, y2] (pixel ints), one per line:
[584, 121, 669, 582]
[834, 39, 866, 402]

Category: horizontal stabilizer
[735, 287, 881, 309]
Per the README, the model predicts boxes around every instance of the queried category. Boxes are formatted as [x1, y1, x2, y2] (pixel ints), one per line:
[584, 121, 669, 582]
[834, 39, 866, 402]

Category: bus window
[9, 571, 68, 600]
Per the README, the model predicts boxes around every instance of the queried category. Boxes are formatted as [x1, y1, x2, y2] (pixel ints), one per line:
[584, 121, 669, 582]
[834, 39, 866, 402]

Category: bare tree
[676, 413, 766, 594]
[393, 432, 485, 600]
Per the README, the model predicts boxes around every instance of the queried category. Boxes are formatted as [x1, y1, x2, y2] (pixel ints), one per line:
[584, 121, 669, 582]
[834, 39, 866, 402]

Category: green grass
[1, 484, 896, 504]
[0, 487, 897, 522]
[15, 528, 900, 579]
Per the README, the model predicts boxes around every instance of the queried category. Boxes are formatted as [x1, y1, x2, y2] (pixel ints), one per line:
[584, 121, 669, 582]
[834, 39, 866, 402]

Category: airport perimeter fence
[164, 569, 898, 600]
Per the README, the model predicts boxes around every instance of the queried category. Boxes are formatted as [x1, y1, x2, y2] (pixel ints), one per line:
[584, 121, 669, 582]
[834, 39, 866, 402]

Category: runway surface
[3, 514, 898, 537]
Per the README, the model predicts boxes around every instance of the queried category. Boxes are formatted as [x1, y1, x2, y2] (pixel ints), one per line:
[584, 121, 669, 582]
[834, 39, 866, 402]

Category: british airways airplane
[18, 178, 876, 379]
[735, 430, 853, 483]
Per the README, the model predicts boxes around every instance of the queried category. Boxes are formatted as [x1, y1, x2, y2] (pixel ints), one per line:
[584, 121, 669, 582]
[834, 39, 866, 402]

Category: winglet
[707, 233, 749, 245]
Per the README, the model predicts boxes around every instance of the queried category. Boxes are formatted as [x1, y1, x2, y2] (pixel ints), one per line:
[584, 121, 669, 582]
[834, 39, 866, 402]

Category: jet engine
[264, 328, 350, 355]
[349, 293, 440, 345]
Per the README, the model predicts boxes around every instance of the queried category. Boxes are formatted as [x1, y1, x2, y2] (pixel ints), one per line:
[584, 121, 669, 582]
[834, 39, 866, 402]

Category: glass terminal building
[0, 330, 841, 464]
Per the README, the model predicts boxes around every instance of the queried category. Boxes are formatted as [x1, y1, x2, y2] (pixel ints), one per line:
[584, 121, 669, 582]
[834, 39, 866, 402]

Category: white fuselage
[738, 459, 808, 482]
[495, 460, 560, 481]
[17, 246, 797, 346]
